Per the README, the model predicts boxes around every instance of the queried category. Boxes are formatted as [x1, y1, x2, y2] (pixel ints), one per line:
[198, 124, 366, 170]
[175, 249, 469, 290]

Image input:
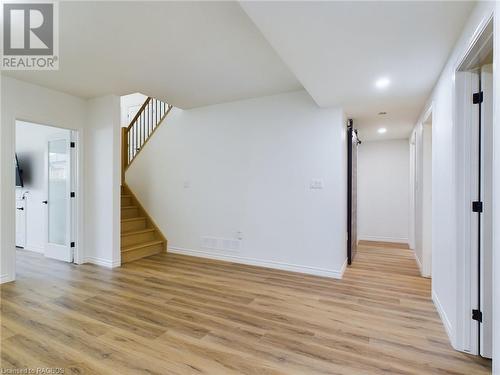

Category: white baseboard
[83, 256, 120, 268]
[339, 258, 347, 278]
[169, 246, 346, 279]
[413, 251, 424, 274]
[22, 244, 44, 253]
[432, 290, 455, 347]
[358, 235, 409, 244]
[0, 273, 15, 284]
[413, 251, 431, 278]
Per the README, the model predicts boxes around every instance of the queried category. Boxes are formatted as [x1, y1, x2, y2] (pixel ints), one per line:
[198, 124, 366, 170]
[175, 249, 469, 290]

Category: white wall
[127, 90, 348, 278]
[413, 1, 496, 352]
[357, 139, 409, 244]
[85, 96, 121, 267]
[1, 76, 121, 283]
[1, 76, 86, 282]
[15, 121, 70, 253]
[120, 93, 147, 127]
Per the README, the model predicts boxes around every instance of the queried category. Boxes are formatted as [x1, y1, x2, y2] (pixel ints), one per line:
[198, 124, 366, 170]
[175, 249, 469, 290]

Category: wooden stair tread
[120, 184, 167, 264]
[121, 228, 156, 237]
[122, 240, 164, 253]
[121, 217, 146, 223]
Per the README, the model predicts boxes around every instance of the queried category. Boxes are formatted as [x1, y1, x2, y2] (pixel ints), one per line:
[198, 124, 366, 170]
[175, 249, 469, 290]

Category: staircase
[120, 97, 172, 263]
[120, 184, 166, 263]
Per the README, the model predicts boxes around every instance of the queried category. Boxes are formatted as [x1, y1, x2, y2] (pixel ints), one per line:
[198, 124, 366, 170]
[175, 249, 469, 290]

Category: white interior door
[15, 196, 26, 248]
[44, 133, 73, 262]
[479, 64, 493, 358]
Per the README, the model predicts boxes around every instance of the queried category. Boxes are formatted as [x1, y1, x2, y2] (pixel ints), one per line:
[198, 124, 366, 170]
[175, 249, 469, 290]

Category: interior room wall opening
[356, 134, 411, 252]
[411, 106, 433, 279]
[15, 120, 79, 272]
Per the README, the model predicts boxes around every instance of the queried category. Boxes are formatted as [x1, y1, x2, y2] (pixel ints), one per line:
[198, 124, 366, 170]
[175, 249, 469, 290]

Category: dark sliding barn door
[347, 120, 360, 265]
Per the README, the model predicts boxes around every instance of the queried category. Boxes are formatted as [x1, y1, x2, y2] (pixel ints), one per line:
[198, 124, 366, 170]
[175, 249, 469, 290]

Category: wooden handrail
[127, 97, 152, 131]
[121, 96, 173, 181]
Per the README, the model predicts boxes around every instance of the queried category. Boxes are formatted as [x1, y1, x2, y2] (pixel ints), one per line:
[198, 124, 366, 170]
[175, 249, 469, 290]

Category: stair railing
[121, 97, 172, 182]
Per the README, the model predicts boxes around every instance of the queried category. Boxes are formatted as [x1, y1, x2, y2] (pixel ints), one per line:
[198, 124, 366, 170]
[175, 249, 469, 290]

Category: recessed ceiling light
[375, 77, 390, 89]
[377, 128, 387, 134]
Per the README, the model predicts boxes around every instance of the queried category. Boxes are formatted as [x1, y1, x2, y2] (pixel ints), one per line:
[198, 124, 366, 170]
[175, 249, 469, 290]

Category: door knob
[42, 200, 48, 204]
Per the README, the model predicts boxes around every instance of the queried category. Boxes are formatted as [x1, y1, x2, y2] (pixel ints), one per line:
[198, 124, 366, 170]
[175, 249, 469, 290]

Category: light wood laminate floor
[1, 244, 492, 374]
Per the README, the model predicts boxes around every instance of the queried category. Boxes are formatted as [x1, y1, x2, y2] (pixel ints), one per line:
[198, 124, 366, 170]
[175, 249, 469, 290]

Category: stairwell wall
[126, 90, 348, 278]
[85, 95, 121, 267]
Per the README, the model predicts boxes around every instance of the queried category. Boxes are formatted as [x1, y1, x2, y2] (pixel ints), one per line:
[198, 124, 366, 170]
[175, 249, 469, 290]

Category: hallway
[1, 247, 491, 374]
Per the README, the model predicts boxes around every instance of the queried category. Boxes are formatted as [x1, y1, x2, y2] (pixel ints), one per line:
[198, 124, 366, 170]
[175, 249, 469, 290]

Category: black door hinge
[70, 192, 75, 198]
[70, 142, 76, 148]
[70, 242, 75, 248]
[473, 91, 483, 104]
[472, 201, 483, 213]
[472, 309, 483, 322]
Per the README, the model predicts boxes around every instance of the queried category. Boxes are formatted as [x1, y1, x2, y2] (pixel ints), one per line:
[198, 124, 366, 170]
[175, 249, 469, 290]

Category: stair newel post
[121, 127, 128, 185]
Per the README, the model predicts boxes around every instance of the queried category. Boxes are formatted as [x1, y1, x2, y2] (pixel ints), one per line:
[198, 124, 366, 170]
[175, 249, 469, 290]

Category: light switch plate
[310, 179, 324, 189]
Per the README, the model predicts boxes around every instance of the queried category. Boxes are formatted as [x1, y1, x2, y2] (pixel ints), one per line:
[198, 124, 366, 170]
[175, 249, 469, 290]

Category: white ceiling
[4, 1, 302, 108]
[6, 1, 475, 140]
[240, 1, 475, 140]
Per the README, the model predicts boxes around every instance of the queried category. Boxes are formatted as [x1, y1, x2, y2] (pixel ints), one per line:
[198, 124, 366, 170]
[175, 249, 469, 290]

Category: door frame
[410, 104, 433, 278]
[421, 106, 433, 278]
[453, 14, 493, 356]
[14, 119, 82, 267]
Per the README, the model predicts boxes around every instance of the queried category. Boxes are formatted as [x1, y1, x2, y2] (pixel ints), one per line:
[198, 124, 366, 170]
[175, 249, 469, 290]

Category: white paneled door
[44, 133, 74, 262]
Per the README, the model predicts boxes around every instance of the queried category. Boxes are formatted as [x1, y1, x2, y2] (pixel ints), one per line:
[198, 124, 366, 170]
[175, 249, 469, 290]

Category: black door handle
[42, 200, 48, 204]
[16, 207, 24, 210]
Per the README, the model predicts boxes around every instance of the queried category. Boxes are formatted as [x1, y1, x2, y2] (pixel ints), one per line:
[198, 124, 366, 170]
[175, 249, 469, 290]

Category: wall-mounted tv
[15, 154, 24, 188]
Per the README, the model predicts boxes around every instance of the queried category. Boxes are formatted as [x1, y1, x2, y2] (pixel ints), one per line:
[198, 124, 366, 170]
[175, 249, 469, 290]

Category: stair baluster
[122, 97, 173, 172]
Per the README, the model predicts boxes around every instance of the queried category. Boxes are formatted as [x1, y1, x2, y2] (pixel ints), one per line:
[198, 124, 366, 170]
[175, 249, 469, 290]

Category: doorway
[422, 110, 432, 278]
[411, 107, 433, 278]
[455, 17, 493, 358]
[15, 120, 78, 264]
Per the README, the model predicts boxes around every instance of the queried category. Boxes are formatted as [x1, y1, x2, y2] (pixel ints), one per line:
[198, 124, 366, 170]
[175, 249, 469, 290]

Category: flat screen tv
[15, 154, 24, 188]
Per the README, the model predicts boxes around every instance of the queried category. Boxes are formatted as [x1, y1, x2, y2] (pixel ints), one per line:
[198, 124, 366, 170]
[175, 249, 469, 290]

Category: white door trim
[453, 13, 494, 356]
